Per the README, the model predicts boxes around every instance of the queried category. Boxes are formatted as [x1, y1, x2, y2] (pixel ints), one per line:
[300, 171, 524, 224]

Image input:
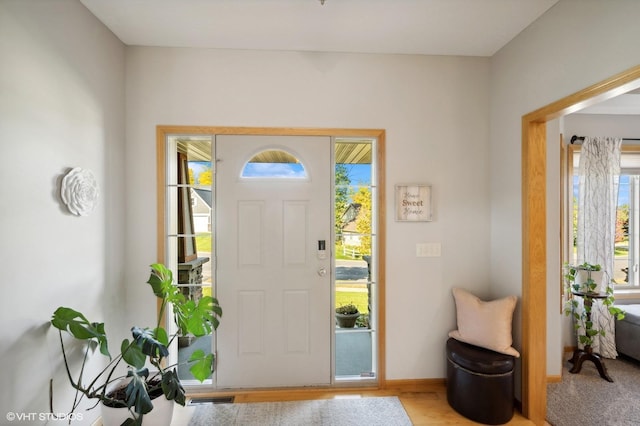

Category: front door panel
[215, 135, 331, 388]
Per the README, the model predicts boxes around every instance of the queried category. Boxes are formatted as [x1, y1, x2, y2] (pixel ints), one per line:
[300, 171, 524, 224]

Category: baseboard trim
[546, 375, 563, 383]
[186, 384, 381, 400]
[545, 346, 574, 384]
[186, 378, 448, 400]
[382, 378, 446, 392]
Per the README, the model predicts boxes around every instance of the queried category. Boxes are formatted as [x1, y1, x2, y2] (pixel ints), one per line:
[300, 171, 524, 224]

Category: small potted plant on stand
[563, 262, 624, 381]
[563, 262, 625, 346]
[50, 263, 222, 426]
[335, 303, 360, 328]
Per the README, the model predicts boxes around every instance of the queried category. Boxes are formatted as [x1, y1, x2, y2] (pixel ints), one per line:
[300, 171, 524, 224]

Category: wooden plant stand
[568, 291, 614, 382]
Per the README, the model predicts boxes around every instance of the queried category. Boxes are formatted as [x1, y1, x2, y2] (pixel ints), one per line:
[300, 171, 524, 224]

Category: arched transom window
[241, 149, 307, 179]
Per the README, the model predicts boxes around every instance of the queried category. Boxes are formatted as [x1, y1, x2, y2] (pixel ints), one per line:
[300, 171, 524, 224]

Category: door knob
[317, 267, 327, 277]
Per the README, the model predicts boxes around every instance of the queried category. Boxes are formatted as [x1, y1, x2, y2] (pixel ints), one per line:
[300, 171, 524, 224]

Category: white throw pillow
[449, 287, 520, 357]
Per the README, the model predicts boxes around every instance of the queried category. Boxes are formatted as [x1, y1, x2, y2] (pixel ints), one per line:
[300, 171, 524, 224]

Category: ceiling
[80, 0, 639, 113]
[80, 0, 559, 57]
[577, 88, 640, 115]
[175, 137, 372, 164]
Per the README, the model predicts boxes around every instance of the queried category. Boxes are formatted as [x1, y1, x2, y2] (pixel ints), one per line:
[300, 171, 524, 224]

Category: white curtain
[576, 136, 622, 358]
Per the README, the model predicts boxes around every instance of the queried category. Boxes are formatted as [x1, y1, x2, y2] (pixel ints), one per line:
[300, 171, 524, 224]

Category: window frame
[156, 125, 388, 389]
[567, 144, 640, 295]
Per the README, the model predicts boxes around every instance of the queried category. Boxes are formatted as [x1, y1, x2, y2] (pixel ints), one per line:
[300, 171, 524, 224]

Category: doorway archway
[522, 64, 640, 424]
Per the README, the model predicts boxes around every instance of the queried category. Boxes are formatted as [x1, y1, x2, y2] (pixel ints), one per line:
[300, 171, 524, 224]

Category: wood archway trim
[522, 64, 640, 424]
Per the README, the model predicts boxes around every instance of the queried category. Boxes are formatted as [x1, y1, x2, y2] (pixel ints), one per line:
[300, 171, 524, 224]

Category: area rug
[188, 396, 412, 426]
[547, 356, 640, 426]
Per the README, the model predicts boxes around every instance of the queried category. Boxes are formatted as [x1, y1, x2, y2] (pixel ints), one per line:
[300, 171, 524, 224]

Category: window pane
[334, 138, 376, 381]
[574, 168, 639, 287]
[335, 141, 372, 184]
[615, 175, 630, 285]
[241, 149, 306, 178]
[167, 135, 214, 384]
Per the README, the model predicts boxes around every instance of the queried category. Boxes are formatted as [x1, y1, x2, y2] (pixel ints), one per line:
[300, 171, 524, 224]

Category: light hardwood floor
[173, 384, 538, 425]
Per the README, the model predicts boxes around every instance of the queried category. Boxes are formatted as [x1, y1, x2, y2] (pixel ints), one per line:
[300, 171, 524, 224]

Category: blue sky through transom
[189, 161, 371, 184]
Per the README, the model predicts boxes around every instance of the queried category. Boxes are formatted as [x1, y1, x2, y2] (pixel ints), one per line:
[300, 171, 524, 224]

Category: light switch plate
[416, 242, 441, 257]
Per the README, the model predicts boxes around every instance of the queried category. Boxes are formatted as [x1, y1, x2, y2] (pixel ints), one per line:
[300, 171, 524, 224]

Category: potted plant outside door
[335, 303, 360, 328]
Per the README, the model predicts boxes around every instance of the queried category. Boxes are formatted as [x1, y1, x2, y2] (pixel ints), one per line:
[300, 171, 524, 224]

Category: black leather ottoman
[446, 338, 515, 425]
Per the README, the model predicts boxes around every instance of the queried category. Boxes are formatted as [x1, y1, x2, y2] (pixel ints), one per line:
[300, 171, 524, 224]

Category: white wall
[546, 118, 563, 377]
[490, 0, 640, 395]
[8, 0, 639, 414]
[125, 48, 492, 380]
[0, 1, 125, 424]
[565, 114, 640, 140]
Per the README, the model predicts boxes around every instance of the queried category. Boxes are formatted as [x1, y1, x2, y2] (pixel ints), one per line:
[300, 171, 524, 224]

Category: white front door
[215, 135, 332, 388]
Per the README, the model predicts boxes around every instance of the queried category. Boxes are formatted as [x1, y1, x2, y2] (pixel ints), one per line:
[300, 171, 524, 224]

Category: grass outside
[196, 233, 211, 253]
[336, 290, 369, 314]
[202, 286, 211, 298]
[197, 236, 367, 261]
[615, 243, 628, 256]
[200, 287, 367, 314]
[335, 241, 369, 260]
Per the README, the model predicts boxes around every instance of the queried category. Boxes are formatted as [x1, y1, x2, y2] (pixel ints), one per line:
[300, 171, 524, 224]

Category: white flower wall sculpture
[61, 167, 99, 216]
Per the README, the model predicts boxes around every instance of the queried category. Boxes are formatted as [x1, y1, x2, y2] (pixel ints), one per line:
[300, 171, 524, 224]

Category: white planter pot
[100, 395, 174, 426]
[575, 270, 605, 291]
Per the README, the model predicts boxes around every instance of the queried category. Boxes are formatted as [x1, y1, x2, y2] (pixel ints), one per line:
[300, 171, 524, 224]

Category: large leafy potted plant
[51, 263, 222, 426]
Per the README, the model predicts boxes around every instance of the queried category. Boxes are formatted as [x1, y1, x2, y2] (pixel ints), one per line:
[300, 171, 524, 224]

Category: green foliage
[160, 369, 185, 406]
[335, 164, 351, 235]
[50, 307, 110, 358]
[121, 338, 146, 369]
[51, 263, 222, 423]
[564, 262, 600, 294]
[563, 262, 624, 347]
[335, 303, 359, 315]
[188, 349, 213, 382]
[616, 204, 629, 243]
[355, 313, 370, 328]
[198, 168, 213, 185]
[124, 369, 153, 415]
[351, 185, 372, 255]
[334, 241, 349, 260]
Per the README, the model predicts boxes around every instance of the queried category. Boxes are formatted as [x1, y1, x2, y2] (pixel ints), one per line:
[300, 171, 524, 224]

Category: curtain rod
[570, 135, 640, 144]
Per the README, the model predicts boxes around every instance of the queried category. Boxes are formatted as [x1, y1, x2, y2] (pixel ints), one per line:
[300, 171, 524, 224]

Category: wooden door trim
[156, 125, 387, 387]
[522, 64, 640, 424]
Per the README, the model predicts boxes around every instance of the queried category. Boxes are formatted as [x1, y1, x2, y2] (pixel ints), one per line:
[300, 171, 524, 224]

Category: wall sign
[395, 184, 432, 222]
